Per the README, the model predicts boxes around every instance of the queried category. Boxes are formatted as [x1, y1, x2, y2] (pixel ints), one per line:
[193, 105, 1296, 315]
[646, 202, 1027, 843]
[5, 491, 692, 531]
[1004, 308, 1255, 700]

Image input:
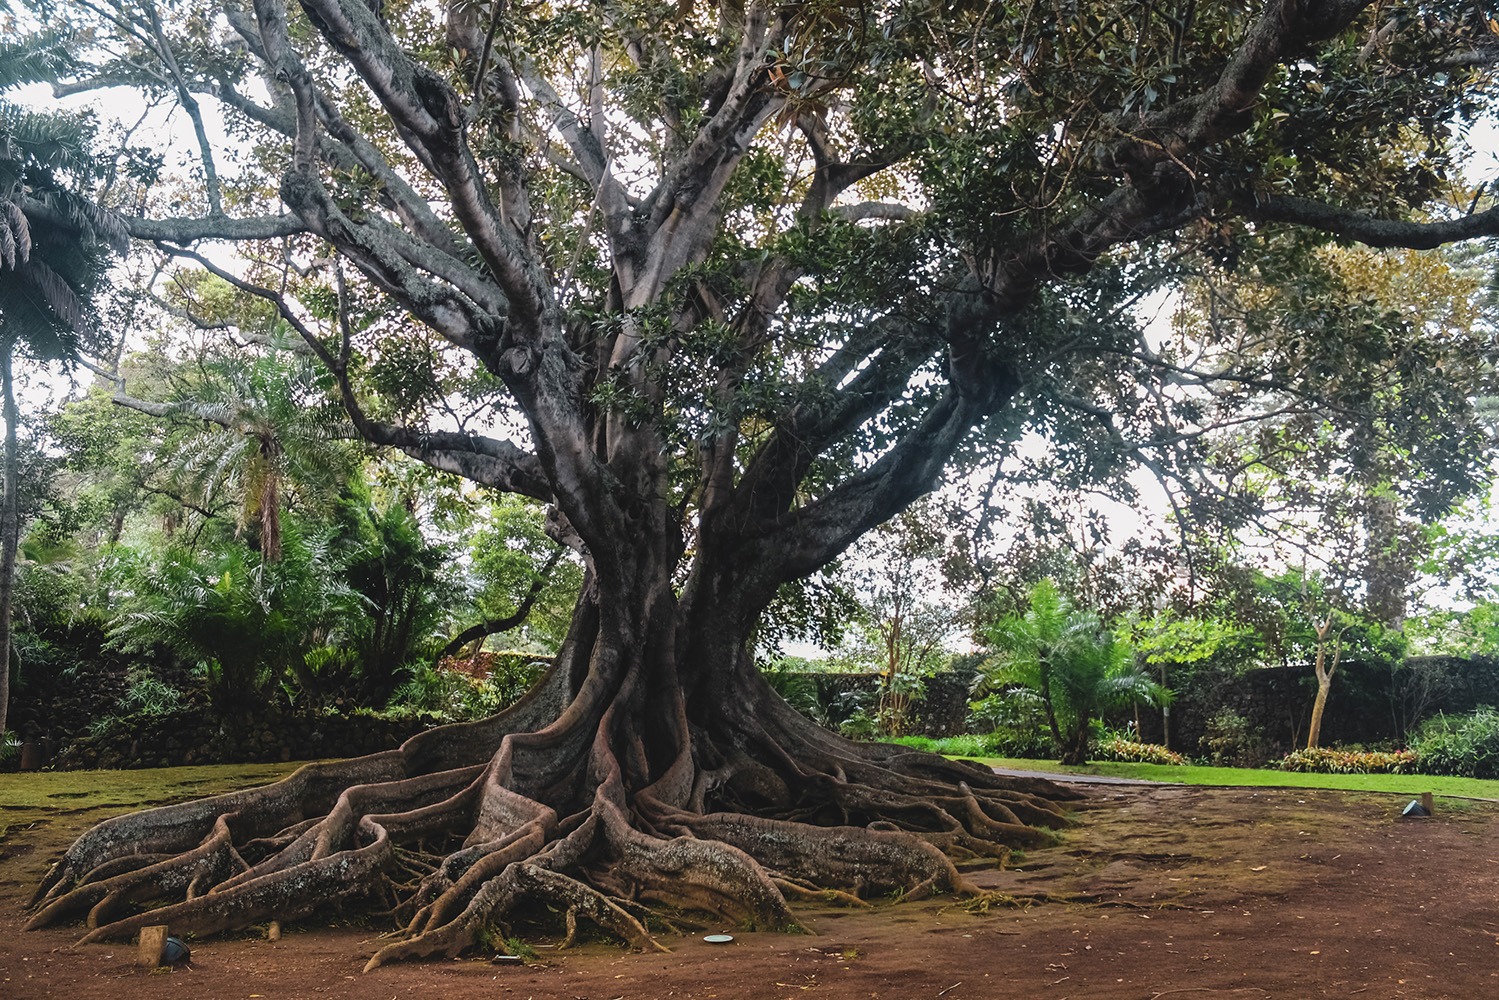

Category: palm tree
[0, 31, 126, 740]
[979, 579, 1169, 765]
[152, 346, 360, 563]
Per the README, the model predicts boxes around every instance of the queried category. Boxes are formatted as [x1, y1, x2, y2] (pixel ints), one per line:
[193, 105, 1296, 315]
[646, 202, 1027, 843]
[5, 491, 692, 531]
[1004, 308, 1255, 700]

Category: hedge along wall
[770, 662, 978, 738]
[1133, 655, 1499, 759]
[51, 708, 431, 771]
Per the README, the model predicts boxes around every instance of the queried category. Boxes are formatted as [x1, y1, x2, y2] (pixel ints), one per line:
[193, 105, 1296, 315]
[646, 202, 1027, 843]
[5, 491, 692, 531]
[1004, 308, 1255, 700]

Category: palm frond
[15, 256, 89, 335]
[0, 208, 14, 270]
[6, 198, 28, 261]
[0, 31, 75, 92]
[24, 188, 128, 255]
[0, 104, 95, 178]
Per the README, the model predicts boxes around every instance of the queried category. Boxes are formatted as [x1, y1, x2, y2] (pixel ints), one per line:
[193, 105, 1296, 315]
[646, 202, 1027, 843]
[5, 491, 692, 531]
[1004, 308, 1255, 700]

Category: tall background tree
[23, 0, 1499, 969]
[0, 27, 126, 741]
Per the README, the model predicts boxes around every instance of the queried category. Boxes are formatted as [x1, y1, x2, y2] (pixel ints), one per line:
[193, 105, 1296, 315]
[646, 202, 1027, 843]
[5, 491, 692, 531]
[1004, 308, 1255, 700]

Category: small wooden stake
[267, 920, 282, 942]
[1421, 792, 1435, 815]
[137, 925, 169, 968]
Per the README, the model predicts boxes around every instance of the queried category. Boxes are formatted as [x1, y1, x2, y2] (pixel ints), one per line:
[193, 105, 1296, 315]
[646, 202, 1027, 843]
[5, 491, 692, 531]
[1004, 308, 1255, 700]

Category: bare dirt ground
[3, 778, 1498, 1000]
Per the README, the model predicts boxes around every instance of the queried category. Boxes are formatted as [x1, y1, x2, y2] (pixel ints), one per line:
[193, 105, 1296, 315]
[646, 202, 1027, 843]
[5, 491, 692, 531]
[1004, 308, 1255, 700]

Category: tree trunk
[1059, 714, 1091, 767]
[29, 556, 1079, 966]
[1306, 679, 1332, 750]
[0, 342, 17, 744]
[1305, 617, 1342, 750]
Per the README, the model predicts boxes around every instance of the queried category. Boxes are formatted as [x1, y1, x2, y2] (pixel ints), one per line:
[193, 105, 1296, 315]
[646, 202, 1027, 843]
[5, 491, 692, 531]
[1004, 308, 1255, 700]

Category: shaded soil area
[3, 769, 1498, 999]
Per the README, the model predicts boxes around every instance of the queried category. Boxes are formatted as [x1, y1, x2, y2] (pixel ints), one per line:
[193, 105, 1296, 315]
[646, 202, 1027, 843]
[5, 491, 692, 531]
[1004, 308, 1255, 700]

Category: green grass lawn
[0, 761, 305, 813]
[0, 762, 308, 910]
[969, 756, 1499, 799]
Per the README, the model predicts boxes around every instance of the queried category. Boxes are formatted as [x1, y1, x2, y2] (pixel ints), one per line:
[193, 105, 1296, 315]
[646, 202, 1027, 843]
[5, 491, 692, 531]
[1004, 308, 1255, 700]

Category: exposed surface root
[951, 890, 1194, 913]
[28, 660, 1082, 968]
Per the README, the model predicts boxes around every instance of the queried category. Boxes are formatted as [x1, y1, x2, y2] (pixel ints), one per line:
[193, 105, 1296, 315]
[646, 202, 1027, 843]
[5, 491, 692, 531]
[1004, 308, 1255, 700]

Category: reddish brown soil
[4, 781, 1497, 1000]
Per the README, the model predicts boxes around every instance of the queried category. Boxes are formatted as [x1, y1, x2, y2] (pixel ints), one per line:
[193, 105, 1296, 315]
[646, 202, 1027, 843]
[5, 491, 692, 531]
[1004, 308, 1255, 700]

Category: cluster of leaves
[883, 731, 1053, 760]
[382, 655, 547, 725]
[12, 336, 580, 732]
[1405, 708, 1499, 779]
[1092, 737, 1188, 767]
[1275, 746, 1418, 775]
[976, 579, 1169, 765]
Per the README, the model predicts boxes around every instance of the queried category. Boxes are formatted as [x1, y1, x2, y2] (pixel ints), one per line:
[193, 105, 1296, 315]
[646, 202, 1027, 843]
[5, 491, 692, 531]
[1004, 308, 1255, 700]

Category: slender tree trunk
[1159, 662, 1170, 749]
[0, 342, 18, 743]
[1037, 658, 1064, 756]
[1057, 710, 1092, 766]
[1305, 616, 1342, 750]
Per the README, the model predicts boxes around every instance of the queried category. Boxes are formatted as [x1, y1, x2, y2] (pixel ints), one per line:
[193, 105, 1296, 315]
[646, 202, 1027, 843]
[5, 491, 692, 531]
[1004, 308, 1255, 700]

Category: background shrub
[1276, 746, 1417, 774]
[1092, 736, 1187, 765]
[1407, 708, 1499, 778]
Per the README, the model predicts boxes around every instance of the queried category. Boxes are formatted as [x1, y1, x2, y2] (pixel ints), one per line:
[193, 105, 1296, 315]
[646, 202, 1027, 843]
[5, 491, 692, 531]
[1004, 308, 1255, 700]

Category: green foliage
[978, 579, 1169, 765]
[1407, 708, 1499, 779]
[1197, 708, 1271, 769]
[1091, 737, 1188, 767]
[154, 345, 361, 561]
[1406, 604, 1499, 657]
[838, 710, 880, 741]
[988, 758, 1499, 799]
[1275, 746, 1417, 775]
[333, 482, 458, 700]
[385, 656, 546, 724]
[761, 667, 822, 721]
[462, 496, 579, 654]
[106, 524, 352, 718]
[1133, 610, 1262, 674]
[113, 665, 183, 718]
[761, 666, 879, 734]
[759, 574, 861, 659]
[0, 28, 125, 360]
[886, 731, 1050, 759]
[889, 730, 1182, 764]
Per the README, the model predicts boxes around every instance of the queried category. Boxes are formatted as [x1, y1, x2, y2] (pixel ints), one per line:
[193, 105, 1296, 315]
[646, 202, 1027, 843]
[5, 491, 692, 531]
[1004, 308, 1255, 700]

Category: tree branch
[124, 213, 306, 242]
[290, 0, 549, 329]
[438, 547, 564, 659]
[1239, 196, 1499, 250]
[152, 243, 553, 503]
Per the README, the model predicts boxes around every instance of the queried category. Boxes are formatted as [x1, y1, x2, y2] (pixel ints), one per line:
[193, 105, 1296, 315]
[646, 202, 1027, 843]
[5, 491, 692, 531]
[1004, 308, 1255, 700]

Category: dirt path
[4, 778, 1497, 999]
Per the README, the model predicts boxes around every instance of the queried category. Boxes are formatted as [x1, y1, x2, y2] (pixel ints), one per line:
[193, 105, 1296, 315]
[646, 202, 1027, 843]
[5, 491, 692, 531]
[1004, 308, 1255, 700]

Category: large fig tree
[24, 0, 1499, 968]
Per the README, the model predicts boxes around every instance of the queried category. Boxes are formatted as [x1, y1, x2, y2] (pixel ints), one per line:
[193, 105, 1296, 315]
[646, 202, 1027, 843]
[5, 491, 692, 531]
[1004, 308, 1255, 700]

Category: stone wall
[1133, 655, 1499, 762]
[50, 708, 430, 770]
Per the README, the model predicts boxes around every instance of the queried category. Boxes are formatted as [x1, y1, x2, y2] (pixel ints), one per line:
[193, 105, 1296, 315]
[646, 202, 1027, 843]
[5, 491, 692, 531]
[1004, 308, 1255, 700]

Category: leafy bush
[1198, 708, 1273, 768]
[1092, 737, 1187, 766]
[985, 726, 1056, 759]
[1276, 746, 1418, 774]
[839, 711, 880, 740]
[888, 733, 991, 757]
[977, 579, 1169, 765]
[384, 658, 546, 723]
[763, 668, 823, 721]
[115, 666, 184, 717]
[1407, 708, 1499, 778]
[762, 668, 878, 733]
[107, 529, 353, 717]
[884, 730, 1055, 759]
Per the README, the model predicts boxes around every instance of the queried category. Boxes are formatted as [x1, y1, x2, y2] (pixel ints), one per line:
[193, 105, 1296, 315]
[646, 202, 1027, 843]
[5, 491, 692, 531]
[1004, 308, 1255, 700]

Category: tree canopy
[22, 0, 1499, 970]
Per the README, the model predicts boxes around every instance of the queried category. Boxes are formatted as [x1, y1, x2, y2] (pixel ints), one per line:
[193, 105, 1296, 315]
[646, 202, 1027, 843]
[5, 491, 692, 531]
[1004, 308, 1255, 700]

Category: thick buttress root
[27, 662, 1081, 969]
